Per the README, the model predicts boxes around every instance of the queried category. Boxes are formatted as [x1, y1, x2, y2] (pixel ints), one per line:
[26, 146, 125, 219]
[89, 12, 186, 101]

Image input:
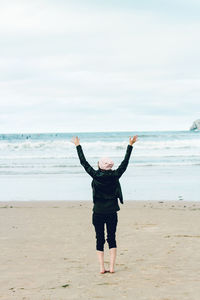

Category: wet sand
[1, 200, 200, 300]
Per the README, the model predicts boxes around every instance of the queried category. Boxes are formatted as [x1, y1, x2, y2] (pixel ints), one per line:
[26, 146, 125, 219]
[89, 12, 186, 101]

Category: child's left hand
[71, 136, 80, 146]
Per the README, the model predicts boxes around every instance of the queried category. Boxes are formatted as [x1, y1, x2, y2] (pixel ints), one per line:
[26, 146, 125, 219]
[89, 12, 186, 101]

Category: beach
[1, 200, 200, 300]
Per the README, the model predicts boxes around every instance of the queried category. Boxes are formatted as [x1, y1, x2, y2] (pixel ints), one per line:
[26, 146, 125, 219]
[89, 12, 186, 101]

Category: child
[71, 135, 138, 274]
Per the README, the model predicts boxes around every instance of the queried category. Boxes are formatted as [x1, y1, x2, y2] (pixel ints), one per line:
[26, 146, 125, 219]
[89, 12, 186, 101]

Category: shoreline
[0, 199, 200, 207]
[0, 165, 199, 202]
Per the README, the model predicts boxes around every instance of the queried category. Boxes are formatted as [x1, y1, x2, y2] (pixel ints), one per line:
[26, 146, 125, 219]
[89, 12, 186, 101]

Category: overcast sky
[0, 0, 200, 133]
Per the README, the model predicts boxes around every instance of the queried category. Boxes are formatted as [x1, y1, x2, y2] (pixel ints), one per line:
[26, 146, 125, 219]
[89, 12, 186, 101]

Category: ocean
[0, 131, 199, 201]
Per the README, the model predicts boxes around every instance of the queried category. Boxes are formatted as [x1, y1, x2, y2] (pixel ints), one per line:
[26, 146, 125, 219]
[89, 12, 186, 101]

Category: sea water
[0, 131, 199, 201]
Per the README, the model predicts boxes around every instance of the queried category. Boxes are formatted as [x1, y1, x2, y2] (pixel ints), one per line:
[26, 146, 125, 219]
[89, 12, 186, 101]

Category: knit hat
[98, 157, 114, 170]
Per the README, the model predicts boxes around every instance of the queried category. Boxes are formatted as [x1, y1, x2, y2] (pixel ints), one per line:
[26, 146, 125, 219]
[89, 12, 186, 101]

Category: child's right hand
[129, 135, 138, 146]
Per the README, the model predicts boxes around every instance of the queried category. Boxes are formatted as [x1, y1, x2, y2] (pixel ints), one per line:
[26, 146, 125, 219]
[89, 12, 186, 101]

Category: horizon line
[0, 129, 192, 135]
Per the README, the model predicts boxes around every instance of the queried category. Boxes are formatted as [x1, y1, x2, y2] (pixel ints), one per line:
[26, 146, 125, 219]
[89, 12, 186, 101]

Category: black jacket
[76, 144, 133, 213]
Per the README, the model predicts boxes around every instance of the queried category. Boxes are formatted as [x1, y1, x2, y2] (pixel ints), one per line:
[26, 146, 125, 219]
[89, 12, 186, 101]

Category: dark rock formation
[190, 119, 200, 130]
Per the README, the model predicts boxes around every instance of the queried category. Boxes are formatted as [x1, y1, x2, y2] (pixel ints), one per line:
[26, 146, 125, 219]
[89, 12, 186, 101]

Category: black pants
[92, 212, 118, 251]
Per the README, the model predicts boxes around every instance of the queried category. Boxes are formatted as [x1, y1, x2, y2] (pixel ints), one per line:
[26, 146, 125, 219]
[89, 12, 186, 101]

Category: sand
[1, 200, 200, 300]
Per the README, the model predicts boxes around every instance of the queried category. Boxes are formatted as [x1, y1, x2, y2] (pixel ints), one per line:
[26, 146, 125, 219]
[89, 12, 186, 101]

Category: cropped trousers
[92, 212, 118, 251]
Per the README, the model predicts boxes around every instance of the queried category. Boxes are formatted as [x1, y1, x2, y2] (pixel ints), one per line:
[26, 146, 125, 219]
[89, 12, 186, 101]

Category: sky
[0, 0, 200, 133]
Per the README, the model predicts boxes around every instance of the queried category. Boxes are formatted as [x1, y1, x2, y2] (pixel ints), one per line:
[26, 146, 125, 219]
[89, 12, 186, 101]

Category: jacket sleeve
[114, 145, 133, 178]
[76, 145, 97, 178]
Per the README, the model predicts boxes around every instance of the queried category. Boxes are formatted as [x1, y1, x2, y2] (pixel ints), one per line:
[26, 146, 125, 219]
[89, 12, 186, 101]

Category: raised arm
[114, 135, 138, 178]
[71, 136, 96, 178]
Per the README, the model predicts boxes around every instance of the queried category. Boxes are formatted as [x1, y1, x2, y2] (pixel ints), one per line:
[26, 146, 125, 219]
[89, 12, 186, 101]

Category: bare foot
[100, 269, 109, 274]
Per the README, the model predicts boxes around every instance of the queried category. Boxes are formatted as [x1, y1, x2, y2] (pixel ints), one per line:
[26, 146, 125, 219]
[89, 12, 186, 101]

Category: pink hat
[98, 157, 114, 170]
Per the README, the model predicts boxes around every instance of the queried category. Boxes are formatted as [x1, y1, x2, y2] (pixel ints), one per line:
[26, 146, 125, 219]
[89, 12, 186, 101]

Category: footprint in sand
[136, 224, 158, 232]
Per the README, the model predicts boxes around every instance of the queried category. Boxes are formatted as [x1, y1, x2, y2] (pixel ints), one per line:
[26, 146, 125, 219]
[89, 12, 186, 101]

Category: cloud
[0, 0, 200, 132]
